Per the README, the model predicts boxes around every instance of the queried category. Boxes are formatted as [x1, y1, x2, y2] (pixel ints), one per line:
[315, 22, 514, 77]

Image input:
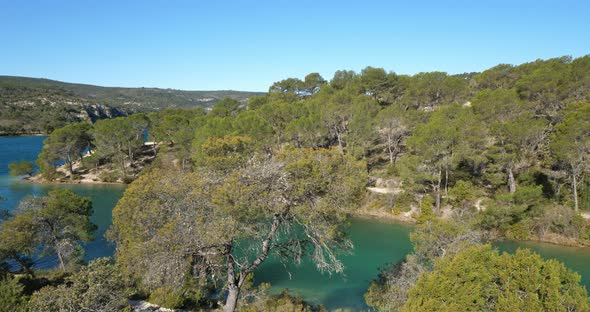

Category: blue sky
[1, 0, 589, 91]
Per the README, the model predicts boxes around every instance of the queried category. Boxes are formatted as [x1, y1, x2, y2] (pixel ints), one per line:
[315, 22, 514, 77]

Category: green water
[255, 219, 414, 310]
[2, 136, 590, 309]
[0, 136, 125, 268]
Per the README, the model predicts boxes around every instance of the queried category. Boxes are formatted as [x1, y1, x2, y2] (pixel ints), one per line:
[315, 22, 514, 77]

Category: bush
[506, 220, 531, 240]
[8, 160, 34, 176]
[27, 258, 128, 312]
[99, 170, 122, 183]
[0, 277, 27, 311]
[148, 287, 185, 309]
[241, 289, 326, 312]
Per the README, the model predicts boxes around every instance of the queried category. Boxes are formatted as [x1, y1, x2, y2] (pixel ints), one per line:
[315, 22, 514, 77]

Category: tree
[8, 160, 33, 176]
[27, 258, 129, 312]
[403, 245, 589, 311]
[405, 105, 483, 211]
[516, 56, 571, 119]
[109, 147, 367, 312]
[210, 98, 243, 118]
[346, 96, 380, 159]
[330, 70, 358, 90]
[0, 189, 96, 271]
[550, 102, 590, 211]
[36, 122, 91, 179]
[302, 73, 326, 95]
[376, 106, 410, 164]
[92, 114, 149, 173]
[472, 89, 547, 193]
[400, 72, 468, 110]
[365, 218, 482, 311]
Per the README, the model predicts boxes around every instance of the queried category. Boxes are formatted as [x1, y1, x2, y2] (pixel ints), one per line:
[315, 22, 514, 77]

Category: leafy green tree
[516, 56, 571, 119]
[346, 96, 380, 159]
[474, 63, 517, 89]
[302, 72, 326, 95]
[0, 189, 95, 271]
[376, 106, 410, 164]
[201, 135, 254, 172]
[330, 70, 358, 90]
[8, 160, 33, 176]
[92, 114, 149, 173]
[359, 67, 405, 105]
[405, 105, 485, 211]
[109, 147, 367, 312]
[472, 89, 547, 193]
[366, 218, 482, 311]
[36, 122, 91, 179]
[550, 102, 590, 211]
[210, 98, 243, 118]
[401, 72, 468, 110]
[27, 258, 129, 312]
[403, 245, 589, 311]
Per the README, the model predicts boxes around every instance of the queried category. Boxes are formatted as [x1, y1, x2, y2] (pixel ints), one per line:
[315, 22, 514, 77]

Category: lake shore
[22, 173, 125, 185]
[355, 203, 590, 249]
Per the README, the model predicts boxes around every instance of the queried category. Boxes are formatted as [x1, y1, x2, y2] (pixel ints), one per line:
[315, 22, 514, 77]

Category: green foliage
[0, 189, 95, 272]
[27, 258, 129, 312]
[8, 160, 33, 176]
[0, 276, 27, 311]
[92, 114, 149, 172]
[109, 147, 367, 309]
[550, 102, 590, 211]
[36, 122, 92, 179]
[201, 135, 254, 171]
[0, 76, 261, 135]
[447, 180, 480, 209]
[403, 245, 589, 311]
[148, 287, 185, 309]
[241, 290, 327, 312]
[98, 170, 123, 183]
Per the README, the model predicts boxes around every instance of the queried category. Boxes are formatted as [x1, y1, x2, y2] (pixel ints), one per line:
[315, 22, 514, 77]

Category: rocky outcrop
[81, 103, 128, 122]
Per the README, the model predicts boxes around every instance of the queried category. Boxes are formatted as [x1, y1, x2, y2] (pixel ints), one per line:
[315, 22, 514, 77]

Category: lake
[0, 136, 126, 268]
[2, 136, 590, 310]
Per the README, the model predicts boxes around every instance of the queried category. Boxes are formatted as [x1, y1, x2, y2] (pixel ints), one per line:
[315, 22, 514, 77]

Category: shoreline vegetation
[3, 55, 590, 311]
[24, 142, 157, 185]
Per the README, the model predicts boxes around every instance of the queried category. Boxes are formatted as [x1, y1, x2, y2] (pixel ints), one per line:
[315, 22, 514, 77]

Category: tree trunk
[224, 286, 240, 312]
[387, 133, 394, 164]
[445, 168, 449, 195]
[435, 169, 442, 213]
[508, 167, 516, 194]
[67, 154, 74, 178]
[336, 130, 344, 154]
[56, 249, 66, 270]
[573, 173, 579, 212]
[223, 214, 283, 311]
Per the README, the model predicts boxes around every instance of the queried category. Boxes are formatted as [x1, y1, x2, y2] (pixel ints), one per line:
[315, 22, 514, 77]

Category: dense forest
[0, 76, 262, 135]
[2, 55, 590, 311]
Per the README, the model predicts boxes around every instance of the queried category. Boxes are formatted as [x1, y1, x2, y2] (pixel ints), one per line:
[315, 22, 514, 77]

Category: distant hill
[0, 76, 264, 135]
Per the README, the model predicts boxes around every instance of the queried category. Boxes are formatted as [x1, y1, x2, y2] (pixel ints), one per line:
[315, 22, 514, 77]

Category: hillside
[0, 76, 264, 135]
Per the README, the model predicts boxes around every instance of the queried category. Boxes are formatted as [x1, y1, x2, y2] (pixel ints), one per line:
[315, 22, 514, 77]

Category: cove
[3, 136, 590, 310]
[0, 136, 125, 268]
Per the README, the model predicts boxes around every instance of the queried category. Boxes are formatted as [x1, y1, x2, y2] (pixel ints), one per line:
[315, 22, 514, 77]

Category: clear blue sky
[1, 0, 589, 91]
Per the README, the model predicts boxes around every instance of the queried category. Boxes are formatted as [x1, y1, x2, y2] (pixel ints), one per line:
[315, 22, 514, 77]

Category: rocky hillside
[0, 76, 264, 135]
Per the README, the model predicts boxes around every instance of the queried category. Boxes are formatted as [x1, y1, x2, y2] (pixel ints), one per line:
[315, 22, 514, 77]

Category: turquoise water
[255, 218, 413, 310]
[0, 136, 125, 268]
[2, 136, 590, 309]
